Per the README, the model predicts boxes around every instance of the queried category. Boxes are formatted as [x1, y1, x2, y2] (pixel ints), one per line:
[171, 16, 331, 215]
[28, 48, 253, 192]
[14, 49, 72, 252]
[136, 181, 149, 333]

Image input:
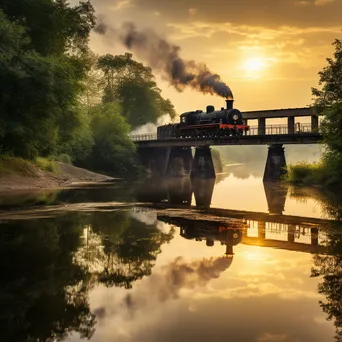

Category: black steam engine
[157, 99, 249, 139]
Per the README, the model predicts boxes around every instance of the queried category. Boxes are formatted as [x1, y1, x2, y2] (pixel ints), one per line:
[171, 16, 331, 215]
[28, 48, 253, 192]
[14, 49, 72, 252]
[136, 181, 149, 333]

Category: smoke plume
[94, 20, 233, 99]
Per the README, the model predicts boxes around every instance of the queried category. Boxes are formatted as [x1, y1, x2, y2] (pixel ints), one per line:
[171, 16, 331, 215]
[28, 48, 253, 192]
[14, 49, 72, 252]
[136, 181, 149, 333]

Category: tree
[311, 39, 342, 186]
[312, 39, 342, 110]
[97, 53, 176, 129]
[82, 102, 141, 175]
[0, 1, 95, 159]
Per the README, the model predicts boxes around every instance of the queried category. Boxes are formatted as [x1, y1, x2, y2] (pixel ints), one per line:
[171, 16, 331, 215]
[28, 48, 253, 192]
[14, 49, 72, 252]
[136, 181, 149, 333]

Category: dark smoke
[94, 20, 233, 99]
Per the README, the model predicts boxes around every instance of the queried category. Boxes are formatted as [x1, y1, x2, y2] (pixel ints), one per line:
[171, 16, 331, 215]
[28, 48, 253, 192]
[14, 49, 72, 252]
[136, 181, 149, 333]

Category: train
[157, 99, 249, 139]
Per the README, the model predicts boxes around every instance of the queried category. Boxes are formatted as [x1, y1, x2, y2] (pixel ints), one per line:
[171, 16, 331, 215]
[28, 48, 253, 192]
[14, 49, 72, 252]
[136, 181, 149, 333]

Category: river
[0, 170, 341, 342]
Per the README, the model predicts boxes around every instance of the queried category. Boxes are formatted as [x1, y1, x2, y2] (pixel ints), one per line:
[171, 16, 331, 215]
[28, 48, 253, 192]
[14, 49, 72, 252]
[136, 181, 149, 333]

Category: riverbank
[0, 157, 114, 193]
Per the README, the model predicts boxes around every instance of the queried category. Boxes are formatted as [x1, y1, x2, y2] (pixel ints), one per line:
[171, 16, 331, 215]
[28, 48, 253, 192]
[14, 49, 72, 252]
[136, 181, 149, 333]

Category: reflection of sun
[244, 57, 267, 72]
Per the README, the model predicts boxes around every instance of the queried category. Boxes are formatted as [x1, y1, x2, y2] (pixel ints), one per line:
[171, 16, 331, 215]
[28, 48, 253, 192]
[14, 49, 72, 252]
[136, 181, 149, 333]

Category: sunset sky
[81, 0, 342, 113]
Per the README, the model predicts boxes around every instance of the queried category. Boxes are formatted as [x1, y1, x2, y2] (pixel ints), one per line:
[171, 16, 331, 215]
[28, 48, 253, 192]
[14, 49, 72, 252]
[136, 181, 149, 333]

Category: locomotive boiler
[157, 99, 249, 139]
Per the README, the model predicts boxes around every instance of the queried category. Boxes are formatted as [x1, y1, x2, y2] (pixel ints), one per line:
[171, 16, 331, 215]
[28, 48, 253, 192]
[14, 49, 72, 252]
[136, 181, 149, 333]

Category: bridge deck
[135, 133, 322, 147]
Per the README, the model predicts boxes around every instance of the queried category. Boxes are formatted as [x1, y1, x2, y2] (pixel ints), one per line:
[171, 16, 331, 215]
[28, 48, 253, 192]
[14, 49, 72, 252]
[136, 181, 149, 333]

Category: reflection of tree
[0, 210, 174, 340]
[0, 214, 95, 342]
[77, 212, 174, 289]
[307, 190, 342, 341]
[311, 220, 342, 341]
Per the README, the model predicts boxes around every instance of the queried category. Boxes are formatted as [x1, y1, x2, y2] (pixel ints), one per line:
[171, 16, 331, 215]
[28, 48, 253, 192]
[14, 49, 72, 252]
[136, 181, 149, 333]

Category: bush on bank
[285, 162, 327, 186]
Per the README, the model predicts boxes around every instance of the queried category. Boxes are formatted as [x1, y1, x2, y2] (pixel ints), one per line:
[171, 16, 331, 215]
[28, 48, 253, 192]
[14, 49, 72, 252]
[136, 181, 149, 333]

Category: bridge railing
[130, 133, 157, 141]
[130, 123, 316, 141]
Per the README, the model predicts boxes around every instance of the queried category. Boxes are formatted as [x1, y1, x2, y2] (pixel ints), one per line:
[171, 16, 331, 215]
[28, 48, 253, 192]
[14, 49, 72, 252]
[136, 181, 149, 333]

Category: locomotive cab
[180, 110, 203, 126]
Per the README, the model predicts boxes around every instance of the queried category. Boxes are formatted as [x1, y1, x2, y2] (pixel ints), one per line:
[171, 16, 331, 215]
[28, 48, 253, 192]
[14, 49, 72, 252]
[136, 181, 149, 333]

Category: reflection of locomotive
[157, 98, 249, 139]
[158, 215, 245, 256]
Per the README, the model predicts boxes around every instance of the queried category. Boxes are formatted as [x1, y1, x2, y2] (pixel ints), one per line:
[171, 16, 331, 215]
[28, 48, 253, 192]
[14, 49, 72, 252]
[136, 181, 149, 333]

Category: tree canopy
[0, 1, 177, 176]
[311, 39, 342, 187]
[97, 53, 176, 129]
[0, 2, 95, 159]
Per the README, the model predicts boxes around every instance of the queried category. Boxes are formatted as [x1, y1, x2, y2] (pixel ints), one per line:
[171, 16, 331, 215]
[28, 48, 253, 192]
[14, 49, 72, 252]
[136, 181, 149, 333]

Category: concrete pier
[263, 144, 287, 182]
[190, 147, 216, 179]
[166, 147, 193, 177]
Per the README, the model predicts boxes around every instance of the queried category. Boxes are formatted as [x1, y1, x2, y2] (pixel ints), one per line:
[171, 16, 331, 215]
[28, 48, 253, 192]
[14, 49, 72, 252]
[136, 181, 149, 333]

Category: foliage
[0, 2, 177, 177]
[0, 3, 95, 159]
[97, 53, 176, 129]
[285, 161, 327, 185]
[312, 39, 342, 110]
[288, 39, 342, 187]
[80, 102, 141, 175]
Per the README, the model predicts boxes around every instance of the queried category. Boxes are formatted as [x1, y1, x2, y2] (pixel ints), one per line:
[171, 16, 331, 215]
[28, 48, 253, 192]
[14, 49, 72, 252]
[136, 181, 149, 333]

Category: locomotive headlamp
[233, 114, 239, 121]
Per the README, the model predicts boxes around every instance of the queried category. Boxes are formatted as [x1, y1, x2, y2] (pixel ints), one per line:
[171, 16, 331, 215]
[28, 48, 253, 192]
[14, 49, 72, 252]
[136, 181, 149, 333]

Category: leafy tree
[0, 1, 95, 159]
[81, 102, 141, 175]
[311, 39, 342, 186]
[312, 39, 342, 110]
[97, 53, 176, 129]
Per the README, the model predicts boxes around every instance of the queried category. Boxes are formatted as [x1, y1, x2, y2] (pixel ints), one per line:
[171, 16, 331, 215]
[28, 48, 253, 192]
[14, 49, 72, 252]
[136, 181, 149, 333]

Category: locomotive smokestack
[226, 99, 234, 110]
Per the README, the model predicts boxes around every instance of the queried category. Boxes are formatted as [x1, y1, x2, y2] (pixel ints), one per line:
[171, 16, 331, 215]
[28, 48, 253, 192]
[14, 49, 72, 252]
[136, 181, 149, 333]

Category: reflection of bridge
[156, 213, 326, 255]
[132, 108, 322, 181]
[135, 178, 329, 255]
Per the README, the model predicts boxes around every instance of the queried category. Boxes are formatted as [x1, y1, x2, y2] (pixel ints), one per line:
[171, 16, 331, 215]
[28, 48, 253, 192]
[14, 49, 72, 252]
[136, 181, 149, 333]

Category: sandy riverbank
[0, 162, 115, 193]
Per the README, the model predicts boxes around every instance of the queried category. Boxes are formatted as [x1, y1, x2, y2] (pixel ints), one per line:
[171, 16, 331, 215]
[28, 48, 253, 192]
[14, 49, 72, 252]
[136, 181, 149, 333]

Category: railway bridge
[131, 107, 322, 181]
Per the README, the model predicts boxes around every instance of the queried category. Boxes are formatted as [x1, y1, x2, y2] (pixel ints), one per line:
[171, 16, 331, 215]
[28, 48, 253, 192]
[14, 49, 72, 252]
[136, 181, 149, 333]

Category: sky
[81, 0, 342, 113]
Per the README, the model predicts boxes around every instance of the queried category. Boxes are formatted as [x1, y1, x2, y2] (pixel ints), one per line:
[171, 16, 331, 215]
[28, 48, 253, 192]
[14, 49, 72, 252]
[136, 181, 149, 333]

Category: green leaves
[97, 53, 177, 129]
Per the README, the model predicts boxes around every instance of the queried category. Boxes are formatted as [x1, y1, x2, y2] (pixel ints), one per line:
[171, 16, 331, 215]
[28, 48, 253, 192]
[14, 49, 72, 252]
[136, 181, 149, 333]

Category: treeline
[0, 1, 176, 176]
[287, 39, 342, 187]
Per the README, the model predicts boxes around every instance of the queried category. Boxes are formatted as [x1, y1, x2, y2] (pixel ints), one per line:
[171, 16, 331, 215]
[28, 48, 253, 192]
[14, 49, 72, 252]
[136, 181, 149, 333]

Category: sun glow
[244, 57, 268, 72]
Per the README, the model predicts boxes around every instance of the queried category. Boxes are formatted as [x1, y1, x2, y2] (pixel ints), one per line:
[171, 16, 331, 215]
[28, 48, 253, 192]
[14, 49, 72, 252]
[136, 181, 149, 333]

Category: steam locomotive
[157, 98, 249, 139]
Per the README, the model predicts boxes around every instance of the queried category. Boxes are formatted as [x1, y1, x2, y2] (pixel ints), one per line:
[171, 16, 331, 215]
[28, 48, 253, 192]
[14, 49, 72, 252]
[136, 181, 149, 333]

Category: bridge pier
[166, 147, 193, 177]
[263, 183, 288, 215]
[137, 147, 170, 177]
[192, 178, 215, 208]
[263, 144, 287, 182]
[190, 147, 216, 179]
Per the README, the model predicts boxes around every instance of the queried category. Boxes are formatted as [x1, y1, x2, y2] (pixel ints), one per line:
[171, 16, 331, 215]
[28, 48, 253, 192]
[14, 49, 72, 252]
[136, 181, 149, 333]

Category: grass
[34, 157, 60, 174]
[0, 155, 38, 177]
[0, 155, 60, 177]
[285, 161, 327, 185]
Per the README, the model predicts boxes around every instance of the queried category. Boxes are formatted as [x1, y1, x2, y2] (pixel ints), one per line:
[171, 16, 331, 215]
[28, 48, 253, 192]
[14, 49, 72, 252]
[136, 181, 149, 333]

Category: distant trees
[0, 1, 176, 176]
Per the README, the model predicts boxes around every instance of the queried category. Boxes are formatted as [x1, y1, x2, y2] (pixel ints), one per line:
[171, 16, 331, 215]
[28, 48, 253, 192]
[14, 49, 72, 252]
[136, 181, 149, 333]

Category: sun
[244, 57, 267, 72]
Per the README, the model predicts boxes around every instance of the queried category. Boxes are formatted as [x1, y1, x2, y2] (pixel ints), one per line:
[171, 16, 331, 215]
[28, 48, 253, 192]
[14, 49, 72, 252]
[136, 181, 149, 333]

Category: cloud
[109, 0, 133, 11]
[314, 0, 336, 6]
[189, 8, 197, 16]
[257, 333, 287, 342]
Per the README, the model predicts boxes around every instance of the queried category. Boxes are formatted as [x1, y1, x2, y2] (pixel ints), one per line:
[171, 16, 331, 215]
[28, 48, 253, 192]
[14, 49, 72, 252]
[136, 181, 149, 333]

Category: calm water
[0, 172, 341, 342]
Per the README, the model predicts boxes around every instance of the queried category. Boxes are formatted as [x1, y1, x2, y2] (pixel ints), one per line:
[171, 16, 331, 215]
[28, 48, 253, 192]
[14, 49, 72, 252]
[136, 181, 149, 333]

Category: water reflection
[0, 179, 342, 341]
[136, 177, 287, 213]
[0, 211, 174, 341]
